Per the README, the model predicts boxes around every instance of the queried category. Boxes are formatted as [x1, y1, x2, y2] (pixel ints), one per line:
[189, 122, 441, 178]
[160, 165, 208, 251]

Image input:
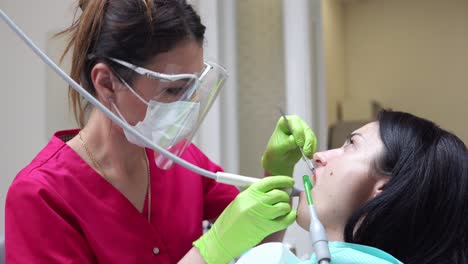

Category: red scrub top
[6, 129, 239, 263]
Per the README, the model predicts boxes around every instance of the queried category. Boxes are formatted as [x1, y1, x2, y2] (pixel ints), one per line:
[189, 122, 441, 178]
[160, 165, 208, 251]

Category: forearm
[178, 247, 206, 264]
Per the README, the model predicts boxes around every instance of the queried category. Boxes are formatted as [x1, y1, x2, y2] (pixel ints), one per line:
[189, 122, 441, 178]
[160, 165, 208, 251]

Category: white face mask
[114, 100, 200, 149]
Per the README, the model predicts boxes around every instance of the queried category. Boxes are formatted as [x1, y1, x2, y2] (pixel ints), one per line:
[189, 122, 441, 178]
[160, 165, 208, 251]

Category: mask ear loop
[107, 97, 114, 138]
[106, 70, 127, 137]
[106, 73, 135, 133]
[109, 97, 132, 126]
[113, 71, 149, 106]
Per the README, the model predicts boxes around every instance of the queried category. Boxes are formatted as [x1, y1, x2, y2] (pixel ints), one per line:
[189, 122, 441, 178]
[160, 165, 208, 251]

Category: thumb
[275, 209, 297, 227]
[252, 176, 295, 193]
[302, 126, 317, 158]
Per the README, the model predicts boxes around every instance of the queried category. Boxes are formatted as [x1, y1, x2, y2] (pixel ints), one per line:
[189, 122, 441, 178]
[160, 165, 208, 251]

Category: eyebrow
[346, 132, 365, 142]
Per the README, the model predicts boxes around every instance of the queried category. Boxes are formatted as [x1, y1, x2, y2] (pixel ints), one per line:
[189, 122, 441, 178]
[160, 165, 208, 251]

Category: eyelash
[165, 87, 186, 96]
[344, 136, 355, 147]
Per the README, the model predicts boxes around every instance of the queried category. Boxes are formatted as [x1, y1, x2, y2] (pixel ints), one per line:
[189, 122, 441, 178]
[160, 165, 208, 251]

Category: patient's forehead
[352, 122, 383, 156]
[353, 122, 378, 137]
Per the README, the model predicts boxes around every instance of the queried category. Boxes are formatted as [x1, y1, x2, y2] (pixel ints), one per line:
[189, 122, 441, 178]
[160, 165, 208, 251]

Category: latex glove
[193, 176, 297, 264]
[262, 115, 317, 176]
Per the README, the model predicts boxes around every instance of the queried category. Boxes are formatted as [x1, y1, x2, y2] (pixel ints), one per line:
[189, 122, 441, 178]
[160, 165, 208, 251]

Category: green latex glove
[193, 176, 297, 264]
[262, 115, 317, 176]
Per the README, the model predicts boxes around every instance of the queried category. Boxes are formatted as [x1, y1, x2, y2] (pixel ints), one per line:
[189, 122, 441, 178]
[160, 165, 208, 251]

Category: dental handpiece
[216, 172, 302, 196]
[303, 175, 331, 264]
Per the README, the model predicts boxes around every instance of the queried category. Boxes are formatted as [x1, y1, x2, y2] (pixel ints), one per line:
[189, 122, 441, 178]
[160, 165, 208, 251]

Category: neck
[69, 107, 151, 216]
[80, 108, 146, 180]
[324, 226, 345, 242]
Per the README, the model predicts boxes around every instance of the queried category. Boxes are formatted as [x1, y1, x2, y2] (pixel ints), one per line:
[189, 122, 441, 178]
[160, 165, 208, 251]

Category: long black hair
[344, 110, 468, 263]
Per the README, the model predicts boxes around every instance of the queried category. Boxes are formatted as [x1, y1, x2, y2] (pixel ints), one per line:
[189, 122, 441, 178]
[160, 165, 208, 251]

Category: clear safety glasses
[108, 57, 226, 104]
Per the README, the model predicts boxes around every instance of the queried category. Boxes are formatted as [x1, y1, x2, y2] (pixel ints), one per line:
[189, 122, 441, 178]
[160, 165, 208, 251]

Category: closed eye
[343, 134, 356, 148]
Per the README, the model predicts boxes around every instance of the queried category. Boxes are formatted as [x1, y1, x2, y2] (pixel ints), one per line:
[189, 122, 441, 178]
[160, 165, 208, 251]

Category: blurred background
[1, 0, 467, 259]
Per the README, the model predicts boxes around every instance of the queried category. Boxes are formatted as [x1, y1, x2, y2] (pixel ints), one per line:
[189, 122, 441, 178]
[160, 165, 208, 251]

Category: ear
[90, 63, 118, 102]
[372, 176, 389, 198]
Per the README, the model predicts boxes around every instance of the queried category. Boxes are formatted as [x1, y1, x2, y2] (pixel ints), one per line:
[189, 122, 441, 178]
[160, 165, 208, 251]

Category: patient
[239, 110, 468, 264]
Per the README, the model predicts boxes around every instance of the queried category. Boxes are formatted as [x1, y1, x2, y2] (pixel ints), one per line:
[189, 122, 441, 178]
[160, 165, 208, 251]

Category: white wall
[0, 0, 75, 232]
[323, 0, 346, 126]
[236, 0, 286, 179]
[342, 0, 468, 142]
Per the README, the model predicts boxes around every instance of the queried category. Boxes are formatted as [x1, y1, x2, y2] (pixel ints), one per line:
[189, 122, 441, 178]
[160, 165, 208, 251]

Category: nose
[313, 151, 327, 167]
[313, 148, 341, 167]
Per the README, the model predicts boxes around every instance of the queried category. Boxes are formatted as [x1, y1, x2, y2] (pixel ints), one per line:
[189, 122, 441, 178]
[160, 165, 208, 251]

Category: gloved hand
[193, 176, 297, 264]
[262, 115, 317, 176]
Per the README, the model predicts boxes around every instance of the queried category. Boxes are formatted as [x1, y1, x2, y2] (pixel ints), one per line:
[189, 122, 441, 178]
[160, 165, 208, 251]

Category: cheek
[346, 178, 376, 208]
[313, 168, 372, 222]
[115, 91, 147, 125]
[313, 169, 339, 203]
[136, 79, 159, 101]
[334, 177, 376, 216]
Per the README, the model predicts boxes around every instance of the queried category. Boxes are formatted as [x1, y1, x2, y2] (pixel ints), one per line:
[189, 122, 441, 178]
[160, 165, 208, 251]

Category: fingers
[287, 135, 298, 150]
[287, 115, 306, 147]
[251, 176, 295, 193]
[250, 188, 294, 219]
[277, 116, 292, 135]
[251, 201, 292, 220]
[302, 126, 317, 158]
[276, 209, 297, 226]
[257, 209, 297, 237]
[258, 203, 297, 223]
[262, 189, 291, 204]
[286, 115, 316, 157]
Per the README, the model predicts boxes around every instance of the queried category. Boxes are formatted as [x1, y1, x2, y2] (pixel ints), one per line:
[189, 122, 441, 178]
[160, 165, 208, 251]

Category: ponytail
[56, 0, 108, 127]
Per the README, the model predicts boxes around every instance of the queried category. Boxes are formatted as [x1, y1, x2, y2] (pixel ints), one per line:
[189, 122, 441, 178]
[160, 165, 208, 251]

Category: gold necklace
[78, 131, 151, 222]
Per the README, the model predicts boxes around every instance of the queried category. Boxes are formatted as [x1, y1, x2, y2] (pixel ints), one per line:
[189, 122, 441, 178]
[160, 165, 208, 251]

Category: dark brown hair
[57, 0, 205, 127]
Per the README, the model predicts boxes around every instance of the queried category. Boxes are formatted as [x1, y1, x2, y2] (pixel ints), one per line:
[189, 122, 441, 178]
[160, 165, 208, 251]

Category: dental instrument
[303, 175, 331, 264]
[278, 108, 315, 173]
[0, 9, 302, 196]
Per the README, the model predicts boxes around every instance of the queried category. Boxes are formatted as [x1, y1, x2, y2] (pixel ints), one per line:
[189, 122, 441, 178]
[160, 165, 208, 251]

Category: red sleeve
[5, 177, 96, 263]
[202, 177, 239, 221]
[185, 144, 240, 221]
